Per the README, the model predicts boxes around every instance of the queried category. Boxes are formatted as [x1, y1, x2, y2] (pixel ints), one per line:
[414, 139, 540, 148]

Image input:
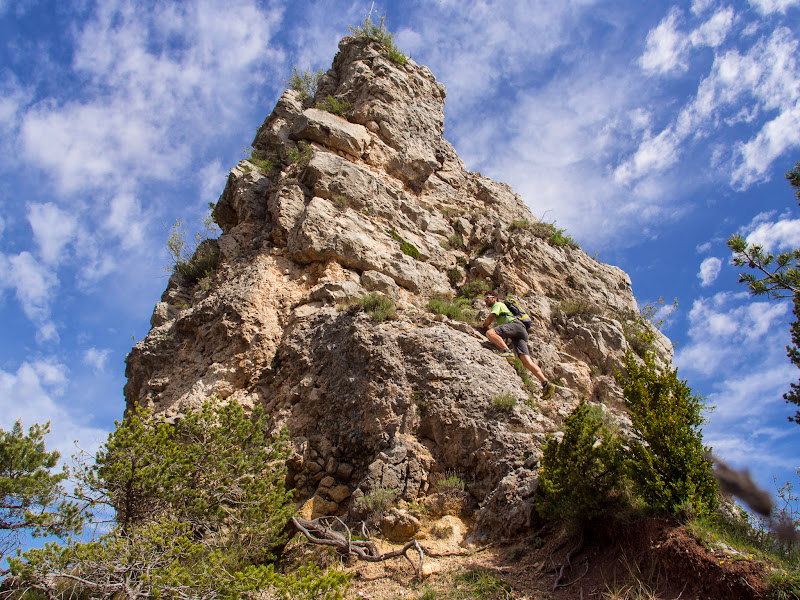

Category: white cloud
[27, 202, 79, 265]
[613, 127, 680, 184]
[0, 251, 59, 341]
[198, 160, 227, 206]
[696, 241, 713, 252]
[689, 7, 735, 49]
[733, 101, 800, 187]
[706, 363, 795, 420]
[698, 256, 722, 286]
[621, 21, 800, 190]
[19, 0, 285, 195]
[639, 8, 689, 75]
[83, 348, 111, 373]
[676, 292, 789, 376]
[748, 0, 800, 15]
[105, 193, 147, 249]
[398, 0, 602, 121]
[691, 0, 715, 15]
[744, 216, 800, 250]
[0, 360, 107, 462]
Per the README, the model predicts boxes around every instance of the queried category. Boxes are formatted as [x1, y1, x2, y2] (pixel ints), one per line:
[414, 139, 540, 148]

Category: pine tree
[0, 421, 82, 564]
[728, 159, 800, 424]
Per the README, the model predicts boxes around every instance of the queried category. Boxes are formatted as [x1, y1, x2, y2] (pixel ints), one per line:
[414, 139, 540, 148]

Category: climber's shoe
[541, 381, 555, 400]
[499, 350, 514, 363]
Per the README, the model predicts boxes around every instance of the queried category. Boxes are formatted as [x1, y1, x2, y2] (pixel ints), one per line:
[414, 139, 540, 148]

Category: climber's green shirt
[490, 301, 515, 325]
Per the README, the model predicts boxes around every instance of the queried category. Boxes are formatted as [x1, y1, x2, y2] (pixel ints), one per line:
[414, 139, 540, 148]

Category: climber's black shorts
[493, 320, 529, 356]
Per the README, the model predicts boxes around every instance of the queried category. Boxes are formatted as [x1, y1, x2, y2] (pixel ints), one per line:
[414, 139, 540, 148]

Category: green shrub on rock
[536, 401, 626, 525]
[618, 352, 717, 515]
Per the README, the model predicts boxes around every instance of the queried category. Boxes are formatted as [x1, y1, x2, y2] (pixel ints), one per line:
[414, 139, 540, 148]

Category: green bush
[536, 401, 626, 525]
[166, 213, 221, 286]
[349, 13, 408, 66]
[618, 352, 717, 515]
[285, 66, 324, 99]
[530, 221, 579, 249]
[556, 300, 604, 319]
[452, 568, 512, 599]
[175, 239, 220, 285]
[288, 141, 313, 166]
[617, 297, 677, 357]
[400, 241, 420, 259]
[316, 95, 350, 116]
[427, 294, 476, 322]
[356, 293, 396, 322]
[512, 358, 538, 395]
[362, 487, 397, 524]
[437, 472, 465, 498]
[510, 219, 530, 231]
[250, 148, 280, 174]
[331, 194, 349, 210]
[386, 229, 420, 260]
[457, 280, 490, 299]
[493, 392, 517, 411]
[446, 267, 462, 286]
[445, 234, 464, 249]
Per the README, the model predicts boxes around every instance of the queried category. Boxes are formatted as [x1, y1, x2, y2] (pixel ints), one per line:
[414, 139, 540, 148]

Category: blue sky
[1, 0, 799, 530]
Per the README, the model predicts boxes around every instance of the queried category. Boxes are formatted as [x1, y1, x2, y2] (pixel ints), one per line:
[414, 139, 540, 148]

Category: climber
[482, 293, 556, 400]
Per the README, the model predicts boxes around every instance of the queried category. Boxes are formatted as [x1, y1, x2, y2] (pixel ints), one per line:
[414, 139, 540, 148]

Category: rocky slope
[124, 36, 673, 540]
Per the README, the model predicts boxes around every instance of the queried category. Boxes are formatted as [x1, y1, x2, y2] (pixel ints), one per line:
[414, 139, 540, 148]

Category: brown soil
[293, 517, 771, 600]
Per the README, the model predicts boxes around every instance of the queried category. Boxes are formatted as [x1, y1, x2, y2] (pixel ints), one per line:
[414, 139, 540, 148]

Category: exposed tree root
[552, 532, 585, 591]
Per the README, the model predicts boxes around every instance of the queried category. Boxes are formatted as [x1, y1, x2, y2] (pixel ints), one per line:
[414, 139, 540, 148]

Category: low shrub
[387, 229, 421, 260]
[430, 523, 454, 539]
[557, 300, 604, 319]
[493, 392, 517, 411]
[166, 214, 220, 286]
[288, 141, 313, 166]
[400, 241, 420, 259]
[427, 294, 475, 322]
[331, 195, 349, 210]
[445, 234, 464, 249]
[356, 293, 396, 322]
[530, 221, 580, 249]
[536, 400, 626, 525]
[452, 568, 512, 599]
[510, 219, 530, 231]
[349, 13, 408, 66]
[512, 358, 538, 395]
[249, 149, 279, 174]
[362, 487, 397, 524]
[436, 471, 465, 498]
[285, 66, 324, 99]
[457, 280, 490, 299]
[446, 267, 462, 286]
[316, 95, 350, 116]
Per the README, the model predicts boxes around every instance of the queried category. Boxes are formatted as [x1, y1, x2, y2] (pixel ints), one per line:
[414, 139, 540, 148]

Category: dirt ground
[287, 515, 772, 600]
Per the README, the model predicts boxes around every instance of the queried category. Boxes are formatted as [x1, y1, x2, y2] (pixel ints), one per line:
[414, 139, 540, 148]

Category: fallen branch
[291, 516, 425, 579]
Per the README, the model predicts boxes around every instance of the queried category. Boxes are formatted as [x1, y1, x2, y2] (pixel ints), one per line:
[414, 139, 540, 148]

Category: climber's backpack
[504, 297, 533, 330]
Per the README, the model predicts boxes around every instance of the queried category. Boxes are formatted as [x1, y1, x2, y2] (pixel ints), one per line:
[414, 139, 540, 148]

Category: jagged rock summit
[125, 36, 672, 540]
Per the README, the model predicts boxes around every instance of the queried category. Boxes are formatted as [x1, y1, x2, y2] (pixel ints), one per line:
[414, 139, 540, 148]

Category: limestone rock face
[124, 36, 672, 541]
